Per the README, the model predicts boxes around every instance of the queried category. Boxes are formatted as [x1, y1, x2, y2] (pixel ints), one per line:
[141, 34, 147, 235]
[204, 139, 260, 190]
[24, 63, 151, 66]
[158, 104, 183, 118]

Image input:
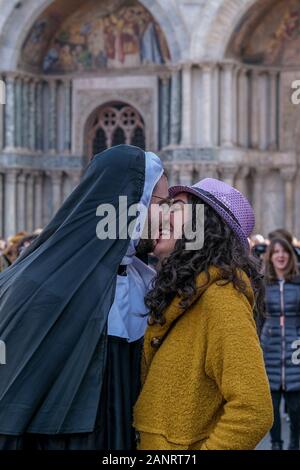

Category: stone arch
[191, 0, 260, 61]
[0, 0, 187, 71]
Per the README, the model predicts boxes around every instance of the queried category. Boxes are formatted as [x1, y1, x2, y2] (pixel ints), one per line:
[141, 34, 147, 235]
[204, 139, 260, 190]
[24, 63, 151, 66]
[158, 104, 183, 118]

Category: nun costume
[0, 145, 163, 450]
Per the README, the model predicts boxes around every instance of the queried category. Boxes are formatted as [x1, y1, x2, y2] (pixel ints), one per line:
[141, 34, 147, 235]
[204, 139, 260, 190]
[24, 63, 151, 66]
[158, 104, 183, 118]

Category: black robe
[0, 145, 146, 449]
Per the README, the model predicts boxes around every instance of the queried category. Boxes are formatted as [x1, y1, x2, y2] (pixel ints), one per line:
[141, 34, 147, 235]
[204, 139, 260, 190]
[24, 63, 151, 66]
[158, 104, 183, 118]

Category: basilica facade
[0, 0, 299, 238]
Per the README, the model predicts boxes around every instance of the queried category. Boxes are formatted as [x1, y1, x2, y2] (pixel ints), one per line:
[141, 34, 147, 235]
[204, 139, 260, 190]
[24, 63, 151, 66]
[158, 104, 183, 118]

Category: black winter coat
[261, 277, 300, 391]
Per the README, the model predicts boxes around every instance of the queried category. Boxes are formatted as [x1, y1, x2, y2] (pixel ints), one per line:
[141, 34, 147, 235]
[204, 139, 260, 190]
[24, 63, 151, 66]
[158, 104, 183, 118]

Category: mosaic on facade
[235, 0, 300, 66]
[22, 0, 170, 73]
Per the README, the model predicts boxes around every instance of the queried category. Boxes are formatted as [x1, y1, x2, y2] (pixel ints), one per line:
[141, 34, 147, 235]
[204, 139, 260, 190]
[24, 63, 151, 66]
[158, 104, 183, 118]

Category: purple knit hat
[169, 178, 255, 250]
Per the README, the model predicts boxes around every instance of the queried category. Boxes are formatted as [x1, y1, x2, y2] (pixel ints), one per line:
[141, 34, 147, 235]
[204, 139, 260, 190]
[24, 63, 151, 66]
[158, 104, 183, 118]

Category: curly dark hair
[145, 195, 264, 325]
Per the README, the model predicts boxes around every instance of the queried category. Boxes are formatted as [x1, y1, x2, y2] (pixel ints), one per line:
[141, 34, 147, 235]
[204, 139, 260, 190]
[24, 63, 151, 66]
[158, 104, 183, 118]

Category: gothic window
[88, 103, 145, 158]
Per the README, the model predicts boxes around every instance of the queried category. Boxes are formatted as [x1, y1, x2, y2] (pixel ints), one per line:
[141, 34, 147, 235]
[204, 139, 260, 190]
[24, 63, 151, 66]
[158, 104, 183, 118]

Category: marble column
[253, 166, 268, 234]
[64, 80, 71, 153]
[34, 171, 43, 229]
[220, 63, 235, 147]
[170, 67, 181, 146]
[232, 66, 239, 146]
[17, 171, 26, 232]
[167, 164, 180, 186]
[250, 70, 259, 149]
[51, 170, 63, 215]
[235, 166, 250, 199]
[181, 64, 192, 146]
[36, 81, 43, 151]
[281, 167, 296, 234]
[179, 163, 194, 185]
[160, 75, 170, 149]
[49, 80, 57, 153]
[26, 173, 35, 232]
[28, 80, 36, 151]
[269, 71, 278, 151]
[4, 76, 16, 151]
[21, 78, 29, 149]
[237, 69, 249, 147]
[258, 72, 268, 151]
[220, 165, 236, 187]
[4, 169, 18, 237]
[203, 163, 218, 179]
[14, 77, 22, 149]
[201, 65, 213, 147]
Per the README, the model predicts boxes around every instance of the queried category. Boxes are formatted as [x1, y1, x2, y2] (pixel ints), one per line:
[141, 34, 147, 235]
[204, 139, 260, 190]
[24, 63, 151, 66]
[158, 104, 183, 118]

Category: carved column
[250, 70, 259, 149]
[64, 80, 72, 153]
[220, 165, 237, 187]
[15, 77, 22, 149]
[4, 169, 18, 237]
[159, 74, 170, 149]
[50, 170, 63, 216]
[28, 80, 37, 151]
[36, 81, 43, 151]
[258, 71, 268, 151]
[181, 63, 192, 146]
[220, 63, 235, 147]
[179, 163, 194, 186]
[237, 69, 249, 147]
[170, 67, 181, 146]
[203, 163, 218, 179]
[26, 173, 35, 232]
[269, 71, 278, 151]
[201, 64, 213, 147]
[4, 76, 16, 151]
[281, 167, 296, 234]
[34, 171, 43, 229]
[21, 77, 29, 149]
[235, 166, 250, 199]
[253, 166, 269, 234]
[48, 80, 57, 153]
[17, 171, 26, 232]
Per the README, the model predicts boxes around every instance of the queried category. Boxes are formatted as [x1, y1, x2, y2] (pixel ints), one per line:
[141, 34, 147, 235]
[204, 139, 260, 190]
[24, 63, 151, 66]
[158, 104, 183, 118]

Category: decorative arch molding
[0, 0, 187, 71]
[191, 0, 259, 61]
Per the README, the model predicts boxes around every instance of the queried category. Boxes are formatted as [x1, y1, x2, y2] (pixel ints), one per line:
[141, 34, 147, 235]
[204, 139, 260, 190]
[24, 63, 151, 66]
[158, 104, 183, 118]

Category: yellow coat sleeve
[201, 283, 273, 450]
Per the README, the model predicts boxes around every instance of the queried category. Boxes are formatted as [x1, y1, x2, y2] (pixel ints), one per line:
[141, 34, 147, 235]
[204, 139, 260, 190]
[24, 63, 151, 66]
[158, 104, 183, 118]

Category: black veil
[0, 145, 145, 434]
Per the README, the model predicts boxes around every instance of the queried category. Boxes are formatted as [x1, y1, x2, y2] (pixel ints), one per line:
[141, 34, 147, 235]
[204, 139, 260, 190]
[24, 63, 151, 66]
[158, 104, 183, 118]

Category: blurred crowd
[0, 229, 42, 272]
[250, 228, 300, 267]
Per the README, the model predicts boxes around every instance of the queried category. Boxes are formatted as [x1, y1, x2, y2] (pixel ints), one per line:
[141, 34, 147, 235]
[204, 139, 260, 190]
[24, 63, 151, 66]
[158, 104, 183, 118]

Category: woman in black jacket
[261, 237, 300, 450]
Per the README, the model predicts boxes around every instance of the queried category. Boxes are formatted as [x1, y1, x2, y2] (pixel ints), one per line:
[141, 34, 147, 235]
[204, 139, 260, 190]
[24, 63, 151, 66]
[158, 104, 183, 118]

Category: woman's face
[271, 242, 290, 274]
[153, 192, 190, 260]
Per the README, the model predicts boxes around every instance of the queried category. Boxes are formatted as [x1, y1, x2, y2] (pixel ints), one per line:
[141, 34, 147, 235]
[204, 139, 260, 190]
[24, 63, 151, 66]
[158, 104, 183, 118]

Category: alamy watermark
[95, 197, 204, 251]
[292, 339, 300, 365]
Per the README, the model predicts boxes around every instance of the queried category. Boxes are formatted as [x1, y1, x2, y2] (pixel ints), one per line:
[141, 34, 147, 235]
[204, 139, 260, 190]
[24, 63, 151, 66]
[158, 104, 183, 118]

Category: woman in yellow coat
[133, 178, 274, 450]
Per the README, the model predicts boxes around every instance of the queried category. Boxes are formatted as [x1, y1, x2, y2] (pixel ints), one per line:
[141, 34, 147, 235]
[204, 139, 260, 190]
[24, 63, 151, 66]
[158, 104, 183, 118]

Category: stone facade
[0, 0, 299, 237]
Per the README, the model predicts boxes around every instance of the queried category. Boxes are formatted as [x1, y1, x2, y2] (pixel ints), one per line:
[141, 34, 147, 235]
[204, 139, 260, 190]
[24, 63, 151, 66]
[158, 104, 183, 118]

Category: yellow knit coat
[133, 267, 274, 450]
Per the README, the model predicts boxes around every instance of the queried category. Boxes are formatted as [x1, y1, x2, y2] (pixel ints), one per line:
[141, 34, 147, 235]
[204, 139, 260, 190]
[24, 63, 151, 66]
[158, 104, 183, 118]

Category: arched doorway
[86, 102, 146, 159]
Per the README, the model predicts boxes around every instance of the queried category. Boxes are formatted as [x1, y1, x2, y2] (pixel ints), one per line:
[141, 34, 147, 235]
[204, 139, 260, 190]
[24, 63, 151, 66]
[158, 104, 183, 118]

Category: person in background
[16, 233, 40, 257]
[260, 237, 300, 450]
[0, 232, 28, 272]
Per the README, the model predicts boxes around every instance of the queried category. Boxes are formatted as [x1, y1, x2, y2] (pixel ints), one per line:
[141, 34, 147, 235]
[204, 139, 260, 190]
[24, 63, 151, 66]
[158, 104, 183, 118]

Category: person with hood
[134, 178, 273, 450]
[0, 144, 168, 450]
